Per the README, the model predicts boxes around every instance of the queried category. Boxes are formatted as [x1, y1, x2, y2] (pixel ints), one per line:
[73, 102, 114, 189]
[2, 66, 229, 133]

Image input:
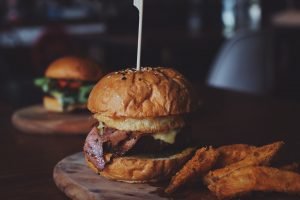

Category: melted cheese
[152, 129, 179, 144]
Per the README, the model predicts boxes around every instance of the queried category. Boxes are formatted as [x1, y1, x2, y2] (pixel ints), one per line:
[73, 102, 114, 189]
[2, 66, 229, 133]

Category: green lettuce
[78, 85, 94, 103]
[34, 77, 94, 109]
[34, 77, 52, 92]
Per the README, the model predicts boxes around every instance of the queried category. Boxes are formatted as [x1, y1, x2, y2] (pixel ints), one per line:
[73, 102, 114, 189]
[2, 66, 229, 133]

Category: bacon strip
[84, 127, 107, 170]
[114, 134, 142, 156]
[84, 126, 142, 170]
[103, 127, 129, 147]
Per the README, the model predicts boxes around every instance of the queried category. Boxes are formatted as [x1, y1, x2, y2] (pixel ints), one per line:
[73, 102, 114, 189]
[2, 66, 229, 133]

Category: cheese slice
[152, 129, 179, 144]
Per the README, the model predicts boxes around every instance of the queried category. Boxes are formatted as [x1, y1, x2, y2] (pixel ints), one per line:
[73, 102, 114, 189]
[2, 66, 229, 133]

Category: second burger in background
[35, 56, 104, 112]
[84, 67, 198, 183]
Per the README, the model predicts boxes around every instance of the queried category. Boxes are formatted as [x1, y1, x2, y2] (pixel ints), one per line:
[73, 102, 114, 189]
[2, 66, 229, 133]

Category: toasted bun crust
[43, 96, 86, 112]
[94, 114, 185, 133]
[85, 147, 195, 183]
[45, 56, 103, 81]
[88, 67, 197, 118]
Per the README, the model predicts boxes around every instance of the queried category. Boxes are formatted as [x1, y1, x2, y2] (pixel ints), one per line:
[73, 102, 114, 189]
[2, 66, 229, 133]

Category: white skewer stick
[133, 0, 144, 71]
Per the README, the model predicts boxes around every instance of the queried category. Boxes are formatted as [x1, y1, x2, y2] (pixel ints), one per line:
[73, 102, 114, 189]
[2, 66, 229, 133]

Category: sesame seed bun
[88, 67, 197, 118]
[45, 56, 103, 81]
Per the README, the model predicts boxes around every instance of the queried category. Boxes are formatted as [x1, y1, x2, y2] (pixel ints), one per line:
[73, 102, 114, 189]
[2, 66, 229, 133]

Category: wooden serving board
[54, 153, 300, 200]
[53, 152, 217, 200]
[12, 105, 96, 135]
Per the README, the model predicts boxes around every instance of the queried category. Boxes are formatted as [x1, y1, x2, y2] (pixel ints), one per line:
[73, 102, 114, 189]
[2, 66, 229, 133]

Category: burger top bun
[88, 67, 197, 118]
[45, 56, 103, 81]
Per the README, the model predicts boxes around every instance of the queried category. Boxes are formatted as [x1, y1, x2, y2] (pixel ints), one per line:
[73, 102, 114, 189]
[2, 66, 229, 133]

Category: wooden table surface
[1, 86, 300, 199]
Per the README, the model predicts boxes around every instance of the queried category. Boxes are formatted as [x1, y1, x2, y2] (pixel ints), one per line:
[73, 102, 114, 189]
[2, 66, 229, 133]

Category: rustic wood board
[12, 105, 96, 135]
[53, 153, 300, 200]
[53, 152, 218, 200]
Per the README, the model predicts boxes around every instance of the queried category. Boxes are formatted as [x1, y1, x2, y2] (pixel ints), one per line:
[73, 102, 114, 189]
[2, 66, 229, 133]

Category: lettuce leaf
[34, 77, 51, 92]
[34, 77, 94, 109]
[78, 85, 94, 103]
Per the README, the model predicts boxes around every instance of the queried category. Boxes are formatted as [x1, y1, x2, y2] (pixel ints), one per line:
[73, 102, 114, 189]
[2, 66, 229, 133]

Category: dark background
[0, 0, 300, 107]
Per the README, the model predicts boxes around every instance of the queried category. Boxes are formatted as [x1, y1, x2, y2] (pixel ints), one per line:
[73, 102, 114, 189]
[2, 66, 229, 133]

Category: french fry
[165, 147, 219, 194]
[204, 141, 284, 185]
[208, 166, 300, 200]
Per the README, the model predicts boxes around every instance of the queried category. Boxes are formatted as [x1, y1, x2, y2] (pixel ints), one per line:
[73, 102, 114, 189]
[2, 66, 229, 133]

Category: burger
[34, 56, 103, 112]
[84, 67, 198, 183]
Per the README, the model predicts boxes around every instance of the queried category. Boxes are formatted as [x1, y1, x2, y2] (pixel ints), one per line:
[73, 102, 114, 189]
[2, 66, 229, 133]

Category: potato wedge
[208, 166, 300, 199]
[165, 147, 219, 194]
[204, 141, 284, 185]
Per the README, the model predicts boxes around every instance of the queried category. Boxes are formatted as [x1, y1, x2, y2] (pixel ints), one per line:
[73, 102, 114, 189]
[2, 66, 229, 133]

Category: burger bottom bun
[43, 96, 86, 112]
[85, 147, 195, 183]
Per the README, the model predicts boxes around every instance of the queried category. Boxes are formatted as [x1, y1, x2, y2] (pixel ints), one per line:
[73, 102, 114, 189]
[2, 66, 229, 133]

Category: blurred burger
[84, 67, 198, 183]
[34, 56, 103, 112]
